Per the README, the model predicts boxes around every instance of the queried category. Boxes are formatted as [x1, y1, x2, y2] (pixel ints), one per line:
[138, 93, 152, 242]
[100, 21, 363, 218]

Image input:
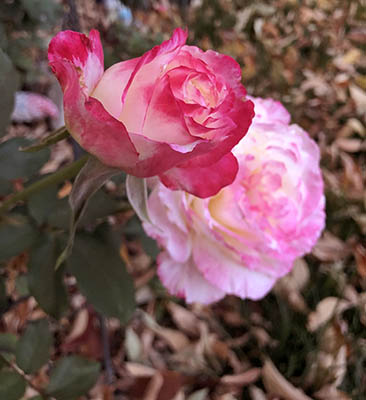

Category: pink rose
[48, 29, 254, 198]
[143, 97, 325, 304]
[11, 92, 59, 123]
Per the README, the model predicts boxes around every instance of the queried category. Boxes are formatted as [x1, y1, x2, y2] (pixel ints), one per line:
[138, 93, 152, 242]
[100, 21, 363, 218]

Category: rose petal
[92, 57, 140, 119]
[183, 46, 245, 95]
[142, 74, 195, 145]
[144, 186, 191, 263]
[119, 28, 188, 133]
[48, 39, 139, 170]
[160, 152, 239, 198]
[48, 30, 104, 94]
[249, 96, 291, 125]
[192, 235, 276, 300]
[157, 252, 226, 304]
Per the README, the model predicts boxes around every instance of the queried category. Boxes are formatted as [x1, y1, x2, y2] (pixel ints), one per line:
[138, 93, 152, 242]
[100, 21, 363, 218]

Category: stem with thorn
[0, 155, 89, 216]
[98, 314, 114, 385]
[0, 353, 52, 399]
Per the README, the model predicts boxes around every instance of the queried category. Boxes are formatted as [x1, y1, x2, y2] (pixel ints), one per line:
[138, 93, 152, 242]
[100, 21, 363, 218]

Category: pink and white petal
[50, 59, 139, 170]
[144, 186, 191, 263]
[194, 95, 254, 163]
[91, 57, 140, 119]
[126, 132, 198, 176]
[183, 46, 245, 94]
[159, 152, 239, 198]
[191, 196, 294, 279]
[119, 28, 188, 133]
[50, 57, 192, 177]
[248, 96, 291, 125]
[156, 183, 189, 233]
[157, 252, 226, 304]
[11, 91, 59, 123]
[192, 236, 276, 300]
[48, 30, 104, 94]
[142, 74, 194, 145]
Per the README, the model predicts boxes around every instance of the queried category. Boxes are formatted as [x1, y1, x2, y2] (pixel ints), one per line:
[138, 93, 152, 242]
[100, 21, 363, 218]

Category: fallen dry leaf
[262, 358, 313, 400]
[355, 243, 366, 279]
[248, 385, 267, 400]
[312, 232, 350, 262]
[275, 258, 310, 313]
[307, 297, 350, 332]
[141, 311, 190, 352]
[349, 84, 366, 115]
[167, 302, 200, 337]
[221, 368, 261, 386]
[314, 384, 351, 400]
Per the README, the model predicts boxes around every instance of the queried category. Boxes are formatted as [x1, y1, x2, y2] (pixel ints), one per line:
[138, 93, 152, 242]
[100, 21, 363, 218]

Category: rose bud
[48, 28, 254, 198]
[143, 97, 325, 304]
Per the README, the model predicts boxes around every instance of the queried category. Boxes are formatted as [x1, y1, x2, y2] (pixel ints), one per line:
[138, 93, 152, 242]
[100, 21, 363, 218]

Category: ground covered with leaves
[0, 0, 365, 399]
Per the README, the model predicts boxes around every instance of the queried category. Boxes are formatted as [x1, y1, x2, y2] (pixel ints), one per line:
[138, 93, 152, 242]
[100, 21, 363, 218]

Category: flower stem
[0, 353, 50, 399]
[0, 155, 89, 215]
[20, 126, 69, 153]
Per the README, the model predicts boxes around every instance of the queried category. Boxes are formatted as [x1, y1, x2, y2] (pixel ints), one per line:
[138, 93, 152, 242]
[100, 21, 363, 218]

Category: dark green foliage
[27, 234, 68, 319]
[0, 0, 62, 79]
[0, 178, 13, 197]
[0, 278, 7, 314]
[45, 355, 100, 400]
[0, 49, 18, 137]
[0, 138, 50, 181]
[54, 156, 120, 270]
[0, 370, 26, 400]
[28, 185, 70, 230]
[67, 233, 136, 323]
[0, 333, 18, 355]
[0, 215, 37, 263]
[125, 215, 159, 258]
[15, 319, 53, 374]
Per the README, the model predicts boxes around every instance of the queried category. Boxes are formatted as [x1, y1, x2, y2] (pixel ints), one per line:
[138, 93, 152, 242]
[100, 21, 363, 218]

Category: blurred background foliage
[0, 0, 365, 399]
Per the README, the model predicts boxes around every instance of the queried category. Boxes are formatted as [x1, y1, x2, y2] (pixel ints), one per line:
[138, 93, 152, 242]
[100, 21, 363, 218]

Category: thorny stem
[0, 155, 89, 215]
[20, 126, 69, 153]
[98, 314, 115, 385]
[0, 353, 52, 399]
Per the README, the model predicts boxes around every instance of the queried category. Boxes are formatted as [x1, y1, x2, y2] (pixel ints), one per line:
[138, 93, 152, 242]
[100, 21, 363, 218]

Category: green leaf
[0, 333, 17, 354]
[28, 185, 70, 229]
[46, 355, 100, 400]
[55, 156, 120, 269]
[0, 23, 8, 49]
[124, 216, 159, 259]
[0, 370, 26, 400]
[0, 138, 50, 180]
[7, 37, 34, 71]
[126, 175, 150, 223]
[21, 0, 63, 26]
[140, 232, 159, 259]
[28, 234, 68, 319]
[0, 333, 17, 367]
[21, 0, 62, 26]
[16, 319, 53, 374]
[20, 126, 69, 153]
[0, 178, 12, 197]
[0, 49, 18, 137]
[15, 275, 29, 297]
[79, 189, 122, 228]
[67, 234, 135, 323]
[0, 215, 37, 263]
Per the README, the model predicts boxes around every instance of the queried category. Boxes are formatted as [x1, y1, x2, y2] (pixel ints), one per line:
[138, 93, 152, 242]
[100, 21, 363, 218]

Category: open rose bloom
[48, 29, 254, 198]
[143, 97, 325, 304]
